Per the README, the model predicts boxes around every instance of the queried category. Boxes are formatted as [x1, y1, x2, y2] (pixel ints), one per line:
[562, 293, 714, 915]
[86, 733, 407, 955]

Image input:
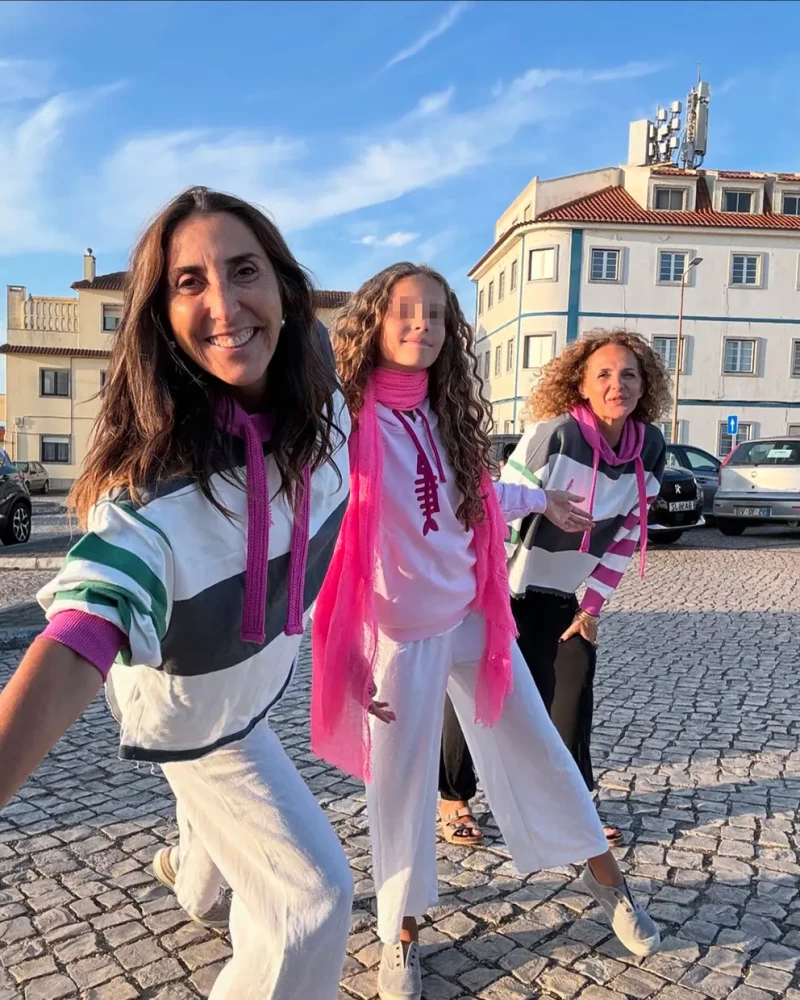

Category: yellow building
[2, 252, 349, 489]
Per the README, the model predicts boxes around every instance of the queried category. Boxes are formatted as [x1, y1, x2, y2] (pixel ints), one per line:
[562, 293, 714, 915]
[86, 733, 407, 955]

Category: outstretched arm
[0, 639, 103, 809]
[494, 481, 593, 533]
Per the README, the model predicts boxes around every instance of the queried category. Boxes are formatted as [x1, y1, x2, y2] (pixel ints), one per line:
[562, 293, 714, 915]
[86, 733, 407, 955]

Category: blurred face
[166, 212, 283, 409]
[580, 343, 643, 426]
[378, 274, 447, 372]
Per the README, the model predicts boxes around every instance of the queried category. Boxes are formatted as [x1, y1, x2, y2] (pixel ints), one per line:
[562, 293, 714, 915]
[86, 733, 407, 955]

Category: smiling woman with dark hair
[0, 187, 353, 999]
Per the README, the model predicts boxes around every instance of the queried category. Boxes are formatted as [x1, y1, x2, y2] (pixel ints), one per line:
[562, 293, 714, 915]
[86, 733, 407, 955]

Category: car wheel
[717, 519, 746, 537]
[42, 480, 50, 495]
[650, 530, 683, 545]
[1, 501, 32, 545]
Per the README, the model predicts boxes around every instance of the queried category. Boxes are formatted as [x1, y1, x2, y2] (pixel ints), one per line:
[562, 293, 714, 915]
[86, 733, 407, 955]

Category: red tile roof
[717, 170, 766, 180]
[536, 183, 800, 230]
[0, 344, 111, 358]
[71, 272, 350, 309]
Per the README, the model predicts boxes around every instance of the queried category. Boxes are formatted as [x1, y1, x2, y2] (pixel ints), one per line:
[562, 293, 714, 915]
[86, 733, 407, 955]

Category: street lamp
[670, 256, 703, 444]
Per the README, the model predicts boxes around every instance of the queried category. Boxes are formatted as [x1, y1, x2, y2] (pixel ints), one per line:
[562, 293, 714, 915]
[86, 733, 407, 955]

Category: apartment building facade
[2, 252, 349, 488]
[470, 133, 800, 457]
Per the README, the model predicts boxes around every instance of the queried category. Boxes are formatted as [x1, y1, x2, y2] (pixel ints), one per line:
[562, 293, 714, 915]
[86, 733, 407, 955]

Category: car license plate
[734, 506, 772, 517]
[668, 501, 695, 512]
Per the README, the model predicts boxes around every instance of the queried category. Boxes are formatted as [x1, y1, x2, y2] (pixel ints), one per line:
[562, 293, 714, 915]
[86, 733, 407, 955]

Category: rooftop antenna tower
[639, 67, 711, 168]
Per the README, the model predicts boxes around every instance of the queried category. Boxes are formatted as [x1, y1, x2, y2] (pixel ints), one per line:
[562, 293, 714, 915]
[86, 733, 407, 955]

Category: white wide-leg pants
[161, 720, 353, 1000]
[367, 612, 608, 944]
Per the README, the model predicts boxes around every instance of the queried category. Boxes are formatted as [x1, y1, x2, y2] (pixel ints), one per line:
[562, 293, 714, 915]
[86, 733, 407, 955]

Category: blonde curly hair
[332, 262, 494, 528]
[527, 329, 671, 424]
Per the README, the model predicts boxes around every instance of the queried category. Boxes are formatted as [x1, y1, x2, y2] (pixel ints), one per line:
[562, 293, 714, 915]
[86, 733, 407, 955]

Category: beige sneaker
[377, 941, 422, 1000]
[583, 865, 660, 956]
[152, 847, 230, 929]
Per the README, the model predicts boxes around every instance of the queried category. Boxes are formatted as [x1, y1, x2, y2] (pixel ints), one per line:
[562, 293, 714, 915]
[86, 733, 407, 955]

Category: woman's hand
[543, 491, 594, 534]
[560, 612, 599, 647]
[368, 700, 396, 724]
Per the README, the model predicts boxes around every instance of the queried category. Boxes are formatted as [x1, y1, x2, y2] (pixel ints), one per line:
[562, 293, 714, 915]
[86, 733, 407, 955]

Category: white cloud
[386, 1, 473, 69]
[0, 58, 54, 103]
[0, 59, 662, 257]
[358, 231, 419, 248]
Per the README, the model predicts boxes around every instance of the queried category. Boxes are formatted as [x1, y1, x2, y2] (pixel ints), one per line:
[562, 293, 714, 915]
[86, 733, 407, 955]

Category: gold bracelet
[576, 610, 600, 625]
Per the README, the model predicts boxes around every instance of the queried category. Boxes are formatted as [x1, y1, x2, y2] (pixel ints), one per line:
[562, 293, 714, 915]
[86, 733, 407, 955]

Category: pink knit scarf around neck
[311, 367, 517, 781]
[569, 404, 649, 577]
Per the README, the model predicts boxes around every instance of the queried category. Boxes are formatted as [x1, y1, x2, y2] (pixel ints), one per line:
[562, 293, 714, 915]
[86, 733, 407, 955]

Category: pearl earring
[280, 317, 286, 329]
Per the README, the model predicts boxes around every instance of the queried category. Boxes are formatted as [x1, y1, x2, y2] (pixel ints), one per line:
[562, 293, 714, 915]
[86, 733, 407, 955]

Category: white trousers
[367, 613, 608, 944]
[161, 721, 353, 1000]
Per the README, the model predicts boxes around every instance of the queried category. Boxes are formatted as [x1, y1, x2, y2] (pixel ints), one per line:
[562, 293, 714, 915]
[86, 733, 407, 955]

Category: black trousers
[439, 590, 597, 801]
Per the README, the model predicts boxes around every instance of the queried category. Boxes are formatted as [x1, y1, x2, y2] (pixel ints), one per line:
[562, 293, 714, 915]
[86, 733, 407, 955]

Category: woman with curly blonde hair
[312, 275, 660, 999]
[440, 329, 669, 854]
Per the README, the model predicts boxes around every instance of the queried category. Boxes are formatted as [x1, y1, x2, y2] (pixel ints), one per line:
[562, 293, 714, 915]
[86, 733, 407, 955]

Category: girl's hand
[544, 491, 594, 534]
[560, 613, 598, 647]
[368, 700, 396, 724]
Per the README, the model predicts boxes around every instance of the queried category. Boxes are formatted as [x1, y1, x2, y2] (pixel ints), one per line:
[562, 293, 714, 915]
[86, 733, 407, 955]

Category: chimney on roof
[83, 248, 96, 283]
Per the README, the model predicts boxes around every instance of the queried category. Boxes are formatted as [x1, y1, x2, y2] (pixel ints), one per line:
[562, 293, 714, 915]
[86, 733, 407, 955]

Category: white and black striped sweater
[501, 414, 666, 613]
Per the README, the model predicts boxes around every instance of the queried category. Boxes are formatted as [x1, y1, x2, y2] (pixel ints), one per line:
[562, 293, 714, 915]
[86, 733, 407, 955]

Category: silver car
[713, 436, 800, 536]
[15, 461, 50, 495]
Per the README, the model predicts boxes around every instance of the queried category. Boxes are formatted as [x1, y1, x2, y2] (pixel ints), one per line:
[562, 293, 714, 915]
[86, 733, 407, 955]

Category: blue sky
[2, 0, 800, 374]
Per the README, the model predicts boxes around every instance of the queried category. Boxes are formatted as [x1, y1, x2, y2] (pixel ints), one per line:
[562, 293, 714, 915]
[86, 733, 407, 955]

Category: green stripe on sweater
[65, 533, 167, 638]
[507, 458, 542, 487]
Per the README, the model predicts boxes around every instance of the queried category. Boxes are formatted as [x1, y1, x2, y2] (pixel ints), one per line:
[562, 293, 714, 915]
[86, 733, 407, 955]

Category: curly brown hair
[333, 262, 493, 527]
[527, 329, 671, 424]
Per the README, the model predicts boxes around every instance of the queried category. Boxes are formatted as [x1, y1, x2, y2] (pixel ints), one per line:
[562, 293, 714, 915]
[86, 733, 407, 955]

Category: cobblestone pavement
[1, 530, 800, 1000]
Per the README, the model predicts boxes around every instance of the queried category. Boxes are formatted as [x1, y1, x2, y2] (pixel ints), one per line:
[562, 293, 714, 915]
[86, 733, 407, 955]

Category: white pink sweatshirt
[374, 401, 545, 643]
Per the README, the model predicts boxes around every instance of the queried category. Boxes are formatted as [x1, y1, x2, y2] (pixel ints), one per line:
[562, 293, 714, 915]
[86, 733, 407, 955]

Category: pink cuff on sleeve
[41, 610, 126, 682]
[580, 588, 606, 617]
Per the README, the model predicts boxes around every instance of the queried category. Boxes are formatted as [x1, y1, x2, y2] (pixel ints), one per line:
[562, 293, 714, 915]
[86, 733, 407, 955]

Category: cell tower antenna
[680, 72, 711, 170]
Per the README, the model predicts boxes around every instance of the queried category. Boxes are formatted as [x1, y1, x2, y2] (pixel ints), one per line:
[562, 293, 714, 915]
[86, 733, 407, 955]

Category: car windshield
[729, 440, 800, 466]
[16, 462, 29, 472]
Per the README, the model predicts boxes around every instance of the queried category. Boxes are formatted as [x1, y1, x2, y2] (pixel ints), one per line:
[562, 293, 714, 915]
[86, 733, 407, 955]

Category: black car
[0, 450, 33, 545]
[648, 466, 705, 544]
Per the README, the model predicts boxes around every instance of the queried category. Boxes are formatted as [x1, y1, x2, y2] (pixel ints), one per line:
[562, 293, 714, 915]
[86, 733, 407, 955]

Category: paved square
[1, 528, 800, 999]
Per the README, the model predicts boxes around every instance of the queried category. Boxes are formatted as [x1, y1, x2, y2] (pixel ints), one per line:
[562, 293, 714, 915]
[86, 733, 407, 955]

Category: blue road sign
[727, 415, 739, 436]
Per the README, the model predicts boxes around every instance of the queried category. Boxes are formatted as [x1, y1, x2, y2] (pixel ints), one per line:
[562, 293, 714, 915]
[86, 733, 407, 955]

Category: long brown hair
[333, 262, 493, 527]
[70, 186, 342, 526]
[528, 328, 671, 424]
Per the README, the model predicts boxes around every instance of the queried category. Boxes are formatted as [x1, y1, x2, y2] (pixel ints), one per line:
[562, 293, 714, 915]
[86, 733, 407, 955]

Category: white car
[713, 436, 800, 536]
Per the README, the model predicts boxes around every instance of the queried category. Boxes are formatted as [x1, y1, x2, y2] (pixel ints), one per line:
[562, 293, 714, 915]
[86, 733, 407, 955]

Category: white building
[470, 123, 800, 457]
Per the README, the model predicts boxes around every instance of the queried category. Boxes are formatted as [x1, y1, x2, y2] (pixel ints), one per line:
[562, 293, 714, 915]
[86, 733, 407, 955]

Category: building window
[730, 253, 761, 287]
[504, 420, 514, 433]
[654, 187, 685, 211]
[523, 333, 555, 370]
[590, 248, 620, 282]
[478, 290, 484, 316]
[723, 191, 753, 213]
[792, 340, 800, 377]
[102, 303, 123, 332]
[498, 271, 505, 302]
[718, 422, 752, 458]
[788, 423, 800, 436]
[506, 339, 514, 372]
[40, 369, 70, 397]
[653, 336, 682, 373]
[41, 436, 71, 464]
[494, 346, 502, 377]
[483, 351, 490, 380]
[783, 194, 800, 216]
[657, 250, 687, 284]
[100, 370, 108, 390]
[488, 281, 494, 309]
[657, 421, 674, 445]
[723, 338, 757, 374]
[528, 247, 556, 281]
[510, 260, 518, 291]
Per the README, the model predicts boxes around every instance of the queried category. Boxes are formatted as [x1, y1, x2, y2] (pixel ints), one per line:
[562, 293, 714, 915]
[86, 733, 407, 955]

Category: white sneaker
[152, 847, 230, 929]
[377, 941, 422, 1000]
[583, 866, 661, 956]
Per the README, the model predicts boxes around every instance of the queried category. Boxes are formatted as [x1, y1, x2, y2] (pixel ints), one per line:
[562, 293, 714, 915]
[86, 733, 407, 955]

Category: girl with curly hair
[440, 330, 669, 853]
[312, 271, 660, 1000]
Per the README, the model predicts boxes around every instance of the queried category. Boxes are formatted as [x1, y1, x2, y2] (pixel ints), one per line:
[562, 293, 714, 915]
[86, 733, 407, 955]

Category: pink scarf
[311, 368, 517, 781]
[569, 404, 648, 577]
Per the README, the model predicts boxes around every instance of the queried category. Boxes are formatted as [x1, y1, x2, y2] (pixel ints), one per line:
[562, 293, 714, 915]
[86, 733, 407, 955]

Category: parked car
[713, 436, 800, 536]
[665, 444, 720, 516]
[648, 466, 705, 544]
[0, 451, 33, 545]
[15, 460, 50, 495]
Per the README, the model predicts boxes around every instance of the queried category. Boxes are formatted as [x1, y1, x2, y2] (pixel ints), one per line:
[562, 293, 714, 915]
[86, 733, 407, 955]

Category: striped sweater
[502, 414, 666, 614]
[37, 399, 350, 763]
